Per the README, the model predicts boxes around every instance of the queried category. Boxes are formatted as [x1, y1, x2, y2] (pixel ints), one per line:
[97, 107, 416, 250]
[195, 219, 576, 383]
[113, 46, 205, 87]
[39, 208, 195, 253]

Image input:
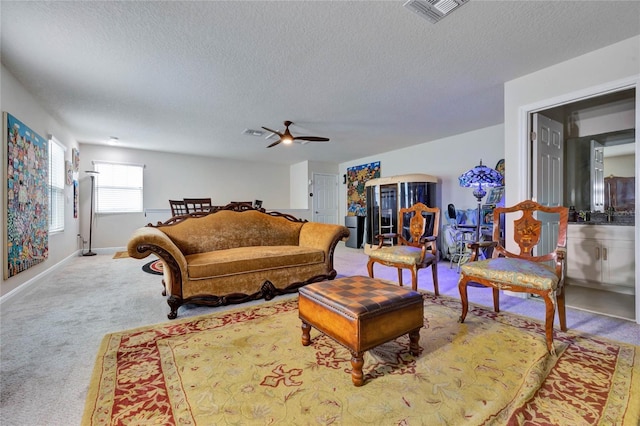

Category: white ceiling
[2, 1, 639, 165]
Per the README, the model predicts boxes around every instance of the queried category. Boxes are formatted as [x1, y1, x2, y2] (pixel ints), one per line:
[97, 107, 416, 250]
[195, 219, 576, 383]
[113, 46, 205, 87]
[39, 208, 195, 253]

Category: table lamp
[458, 160, 503, 241]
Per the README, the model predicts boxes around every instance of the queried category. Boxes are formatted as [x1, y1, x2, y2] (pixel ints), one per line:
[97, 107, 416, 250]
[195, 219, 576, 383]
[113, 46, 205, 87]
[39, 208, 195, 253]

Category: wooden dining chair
[367, 203, 440, 295]
[458, 200, 569, 354]
[169, 200, 188, 216]
[183, 198, 213, 213]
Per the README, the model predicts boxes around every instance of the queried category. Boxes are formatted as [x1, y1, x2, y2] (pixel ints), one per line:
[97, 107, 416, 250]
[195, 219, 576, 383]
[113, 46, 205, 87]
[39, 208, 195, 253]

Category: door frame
[517, 75, 639, 324]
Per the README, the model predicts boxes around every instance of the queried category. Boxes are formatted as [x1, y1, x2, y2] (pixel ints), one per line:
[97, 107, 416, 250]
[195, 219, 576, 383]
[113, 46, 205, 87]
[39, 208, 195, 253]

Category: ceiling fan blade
[293, 136, 330, 142]
[266, 140, 282, 148]
[261, 126, 283, 137]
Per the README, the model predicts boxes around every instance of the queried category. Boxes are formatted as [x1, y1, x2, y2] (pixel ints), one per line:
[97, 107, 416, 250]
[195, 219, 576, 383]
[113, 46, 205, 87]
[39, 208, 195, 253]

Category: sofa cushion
[185, 246, 325, 279]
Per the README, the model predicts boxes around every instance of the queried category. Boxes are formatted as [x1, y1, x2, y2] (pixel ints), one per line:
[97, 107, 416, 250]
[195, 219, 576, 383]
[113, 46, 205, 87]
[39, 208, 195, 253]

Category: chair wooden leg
[458, 275, 470, 323]
[367, 259, 375, 279]
[542, 292, 556, 355]
[398, 269, 404, 287]
[431, 264, 439, 296]
[556, 290, 567, 331]
[492, 288, 500, 312]
[409, 268, 418, 291]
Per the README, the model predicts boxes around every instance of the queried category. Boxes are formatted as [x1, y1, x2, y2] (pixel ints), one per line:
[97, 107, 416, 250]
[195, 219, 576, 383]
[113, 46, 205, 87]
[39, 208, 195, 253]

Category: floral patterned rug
[83, 294, 639, 425]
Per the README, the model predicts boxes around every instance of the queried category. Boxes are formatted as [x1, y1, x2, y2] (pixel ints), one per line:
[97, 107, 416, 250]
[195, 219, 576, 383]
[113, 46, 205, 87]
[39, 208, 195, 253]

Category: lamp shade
[458, 160, 503, 188]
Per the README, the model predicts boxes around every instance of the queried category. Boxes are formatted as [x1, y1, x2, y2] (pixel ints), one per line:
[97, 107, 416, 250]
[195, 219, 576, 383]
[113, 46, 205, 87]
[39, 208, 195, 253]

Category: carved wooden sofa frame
[128, 202, 350, 318]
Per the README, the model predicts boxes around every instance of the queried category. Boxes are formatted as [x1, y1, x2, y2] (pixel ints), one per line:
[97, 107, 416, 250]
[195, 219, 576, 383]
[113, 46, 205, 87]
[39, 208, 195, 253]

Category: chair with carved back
[367, 203, 440, 295]
[458, 200, 569, 354]
[169, 200, 188, 217]
[183, 198, 213, 213]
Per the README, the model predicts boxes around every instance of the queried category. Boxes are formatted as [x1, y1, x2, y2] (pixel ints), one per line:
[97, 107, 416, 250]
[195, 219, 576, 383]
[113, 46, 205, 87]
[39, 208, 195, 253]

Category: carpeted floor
[1, 243, 639, 425]
[82, 295, 639, 425]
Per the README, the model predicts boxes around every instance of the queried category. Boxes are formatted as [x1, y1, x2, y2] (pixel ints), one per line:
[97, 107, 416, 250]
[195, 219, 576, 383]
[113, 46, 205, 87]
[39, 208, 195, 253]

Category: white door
[590, 139, 605, 212]
[532, 113, 563, 256]
[312, 173, 338, 224]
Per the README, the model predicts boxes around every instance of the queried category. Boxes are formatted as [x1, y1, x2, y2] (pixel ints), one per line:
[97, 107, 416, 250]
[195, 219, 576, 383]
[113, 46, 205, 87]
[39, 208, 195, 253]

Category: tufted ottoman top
[298, 275, 423, 319]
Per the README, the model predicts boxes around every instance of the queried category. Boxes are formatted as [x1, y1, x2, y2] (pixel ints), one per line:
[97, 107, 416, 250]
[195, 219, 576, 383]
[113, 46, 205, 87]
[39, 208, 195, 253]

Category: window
[48, 137, 66, 233]
[93, 161, 144, 213]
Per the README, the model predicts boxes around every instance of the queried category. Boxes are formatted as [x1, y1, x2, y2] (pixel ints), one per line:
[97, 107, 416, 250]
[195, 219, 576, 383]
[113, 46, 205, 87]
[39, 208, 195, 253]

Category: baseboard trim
[0, 250, 82, 305]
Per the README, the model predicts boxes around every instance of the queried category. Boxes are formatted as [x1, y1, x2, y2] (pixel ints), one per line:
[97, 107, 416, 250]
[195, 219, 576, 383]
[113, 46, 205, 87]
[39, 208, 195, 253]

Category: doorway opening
[526, 86, 637, 321]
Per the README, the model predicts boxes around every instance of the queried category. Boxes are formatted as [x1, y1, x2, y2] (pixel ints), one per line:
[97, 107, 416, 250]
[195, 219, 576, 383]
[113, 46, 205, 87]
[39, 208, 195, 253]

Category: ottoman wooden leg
[350, 352, 365, 387]
[408, 328, 421, 356]
[301, 321, 312, 346]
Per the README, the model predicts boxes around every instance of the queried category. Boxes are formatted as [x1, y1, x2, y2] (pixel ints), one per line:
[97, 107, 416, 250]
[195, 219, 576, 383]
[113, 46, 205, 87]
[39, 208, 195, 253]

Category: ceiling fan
[261, 120, 330, 148]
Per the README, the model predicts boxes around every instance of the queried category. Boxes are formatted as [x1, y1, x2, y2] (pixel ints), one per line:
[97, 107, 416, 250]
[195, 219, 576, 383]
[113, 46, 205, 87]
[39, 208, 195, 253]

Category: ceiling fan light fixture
[261, 120, 329, 148]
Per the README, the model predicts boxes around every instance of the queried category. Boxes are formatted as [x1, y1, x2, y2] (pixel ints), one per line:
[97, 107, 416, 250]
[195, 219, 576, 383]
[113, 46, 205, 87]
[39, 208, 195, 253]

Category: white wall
[1, 64, 82, 296]
[290, 161, 308, 209]
[78, 143, 291, 249]
[338, 124, 505, 222]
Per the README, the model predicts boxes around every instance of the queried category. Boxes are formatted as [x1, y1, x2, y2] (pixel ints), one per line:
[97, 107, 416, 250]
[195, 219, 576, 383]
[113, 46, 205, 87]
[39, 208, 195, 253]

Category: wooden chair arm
[419, 235, 436, 243]
[373, 233, 398, 248]
[468, 241, 497, 261]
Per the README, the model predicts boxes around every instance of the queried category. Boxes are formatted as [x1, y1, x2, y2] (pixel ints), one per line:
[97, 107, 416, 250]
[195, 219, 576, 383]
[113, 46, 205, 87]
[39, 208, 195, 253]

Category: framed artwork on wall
[3, 112, 49, 279]
[72, 147, 80, 172]
[486, 186, 505, 205]
[73, 180, 79, 218]
[65, 160, 73, 185]
[495, 158, 505, 185]
[346, 161, 381, 216]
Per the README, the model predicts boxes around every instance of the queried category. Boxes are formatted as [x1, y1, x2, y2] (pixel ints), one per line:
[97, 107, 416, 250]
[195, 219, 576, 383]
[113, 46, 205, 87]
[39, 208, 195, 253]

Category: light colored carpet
[1, 243, 639, 425]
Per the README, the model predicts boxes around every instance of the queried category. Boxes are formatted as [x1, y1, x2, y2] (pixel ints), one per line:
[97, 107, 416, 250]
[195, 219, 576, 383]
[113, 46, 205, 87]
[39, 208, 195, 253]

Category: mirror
[566, 129, 635, 212]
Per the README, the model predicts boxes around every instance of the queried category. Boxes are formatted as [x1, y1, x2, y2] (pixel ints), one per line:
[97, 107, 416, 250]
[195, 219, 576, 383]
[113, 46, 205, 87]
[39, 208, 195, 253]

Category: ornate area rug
[142, 259, 163, 275]
[83, 294, 639, 425]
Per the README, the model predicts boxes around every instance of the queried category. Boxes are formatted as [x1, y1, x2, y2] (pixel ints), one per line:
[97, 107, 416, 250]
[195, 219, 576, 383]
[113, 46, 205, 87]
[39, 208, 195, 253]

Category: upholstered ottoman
[298, 275, 424, 386]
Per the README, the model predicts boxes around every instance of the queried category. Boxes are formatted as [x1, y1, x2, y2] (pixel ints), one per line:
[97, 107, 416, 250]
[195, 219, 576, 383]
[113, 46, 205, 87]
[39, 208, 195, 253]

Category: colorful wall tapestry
[346, 161, 380, 216]
[4, 112, 49, 279]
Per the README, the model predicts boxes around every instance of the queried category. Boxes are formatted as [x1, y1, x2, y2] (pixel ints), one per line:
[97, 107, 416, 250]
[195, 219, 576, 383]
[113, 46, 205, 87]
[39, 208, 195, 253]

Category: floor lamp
[458, 160, 503, 242]
[83, 170, 100, 256]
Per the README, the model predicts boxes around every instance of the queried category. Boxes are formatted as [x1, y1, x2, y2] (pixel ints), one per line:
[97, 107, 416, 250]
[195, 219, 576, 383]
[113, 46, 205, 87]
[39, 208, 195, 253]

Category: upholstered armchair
[457, 200, 569, 354]
[367, 203, 440, 295]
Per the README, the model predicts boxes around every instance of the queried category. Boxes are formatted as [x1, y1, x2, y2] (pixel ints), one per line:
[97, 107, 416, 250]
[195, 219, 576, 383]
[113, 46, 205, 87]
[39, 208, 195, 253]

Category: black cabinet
[345, 216, 365, 248]
[364, 174, 437, 246]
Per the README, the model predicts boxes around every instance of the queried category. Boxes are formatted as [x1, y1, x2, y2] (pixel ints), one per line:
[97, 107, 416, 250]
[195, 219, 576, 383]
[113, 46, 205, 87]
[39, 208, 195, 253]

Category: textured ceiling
[2, 1, 639, 165]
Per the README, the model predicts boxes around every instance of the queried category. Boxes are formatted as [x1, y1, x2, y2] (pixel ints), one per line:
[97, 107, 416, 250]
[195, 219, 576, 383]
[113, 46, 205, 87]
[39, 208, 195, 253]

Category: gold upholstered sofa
[127, 203, 350, 318]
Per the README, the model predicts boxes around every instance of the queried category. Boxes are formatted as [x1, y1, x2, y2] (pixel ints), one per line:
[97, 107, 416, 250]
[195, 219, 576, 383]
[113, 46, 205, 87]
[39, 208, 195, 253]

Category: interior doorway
[527, 86, 637, 321]
[312, 173, 338, 224]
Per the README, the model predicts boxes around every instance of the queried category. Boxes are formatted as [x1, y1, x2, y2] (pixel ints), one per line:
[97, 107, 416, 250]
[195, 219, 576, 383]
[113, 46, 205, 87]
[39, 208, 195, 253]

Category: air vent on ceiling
[242, 128, 266, 137]
[403, 0, 469, 24]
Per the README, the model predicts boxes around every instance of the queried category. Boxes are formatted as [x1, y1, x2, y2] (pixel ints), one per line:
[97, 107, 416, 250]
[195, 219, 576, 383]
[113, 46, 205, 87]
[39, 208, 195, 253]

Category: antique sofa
[127, 203, 350, 318]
